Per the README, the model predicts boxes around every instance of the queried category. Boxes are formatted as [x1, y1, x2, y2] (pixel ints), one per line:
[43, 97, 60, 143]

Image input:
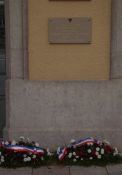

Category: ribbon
[58, 147, 68, 160]
[4, 145, 45, 155]
[70, 137, 100, 148]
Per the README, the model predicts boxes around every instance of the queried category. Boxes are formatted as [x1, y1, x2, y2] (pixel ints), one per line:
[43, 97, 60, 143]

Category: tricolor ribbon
[4, 145, 45, 155]
[70, 137, 100, 148]
[58, 147, 68, 160]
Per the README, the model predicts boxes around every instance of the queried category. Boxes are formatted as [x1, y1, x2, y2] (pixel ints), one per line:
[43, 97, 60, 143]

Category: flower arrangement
[0, 137, 53, 168]
[0, 137, 121, 168]
[57, 137, 122, 166]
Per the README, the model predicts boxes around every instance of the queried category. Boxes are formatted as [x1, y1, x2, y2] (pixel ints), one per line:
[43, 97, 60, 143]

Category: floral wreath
[0, 137, 121, 168]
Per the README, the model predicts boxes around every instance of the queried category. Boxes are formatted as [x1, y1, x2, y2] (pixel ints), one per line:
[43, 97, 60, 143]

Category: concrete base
[4, 79, 122, 150]
[0, 165, 122, 175]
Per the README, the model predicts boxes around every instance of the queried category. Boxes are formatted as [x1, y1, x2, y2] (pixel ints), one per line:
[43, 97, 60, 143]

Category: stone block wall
[4, 0, 122, 150]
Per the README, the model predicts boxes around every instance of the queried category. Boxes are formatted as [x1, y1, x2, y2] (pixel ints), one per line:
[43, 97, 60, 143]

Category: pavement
[0, 165, 122, 175]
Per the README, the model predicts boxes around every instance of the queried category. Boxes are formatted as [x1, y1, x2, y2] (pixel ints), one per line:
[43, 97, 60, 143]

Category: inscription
[48, 17, 92, 44]
[49, 0, 91, 1]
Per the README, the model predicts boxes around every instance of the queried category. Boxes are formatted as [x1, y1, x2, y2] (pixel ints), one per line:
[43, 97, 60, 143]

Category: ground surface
[0, 165, 122, 175]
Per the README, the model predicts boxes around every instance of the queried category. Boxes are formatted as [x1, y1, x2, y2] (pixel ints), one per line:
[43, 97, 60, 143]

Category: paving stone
[33, 166, 70, 175]
[0, 168, 32, 175]
[70, 166, 107, 175]
[107, 165, 122, 175]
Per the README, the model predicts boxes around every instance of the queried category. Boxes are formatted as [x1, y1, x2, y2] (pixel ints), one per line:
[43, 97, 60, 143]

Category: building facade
[0, 0, 122, 149]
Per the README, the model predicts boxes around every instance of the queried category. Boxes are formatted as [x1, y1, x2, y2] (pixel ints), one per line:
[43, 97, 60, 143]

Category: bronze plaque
[50, 0, 91, 1]
[48, 17, 92, 44]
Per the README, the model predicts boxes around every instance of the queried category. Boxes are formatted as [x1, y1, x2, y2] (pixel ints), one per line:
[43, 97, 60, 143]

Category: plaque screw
[68, 18, 72, 22]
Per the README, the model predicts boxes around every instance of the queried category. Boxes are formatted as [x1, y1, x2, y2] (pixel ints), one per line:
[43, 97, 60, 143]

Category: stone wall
[4, 0, 122, 150]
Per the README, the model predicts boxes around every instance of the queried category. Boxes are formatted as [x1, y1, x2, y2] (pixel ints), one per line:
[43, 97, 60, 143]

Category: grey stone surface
[0, 75, 6, 95]
[107, 165, 122, 175]
[0, 168, 32, 175]
[7, 49, 24, 79]
[0, 59, 6, 74]
[4, 79, 122, 150]
[32, 167, 51, 175]
[111, 0, 122, 78]
[33, 166, 69, 175]
[0, 96, 6, 128]
[5, 0, 25, 78]
[7, 0, 23, 50]
[70, 166, 107, 175]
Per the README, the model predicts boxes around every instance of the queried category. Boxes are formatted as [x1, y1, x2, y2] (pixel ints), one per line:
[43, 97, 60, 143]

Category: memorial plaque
[49, 0, 91, 1]
[48, 17, 92, 44]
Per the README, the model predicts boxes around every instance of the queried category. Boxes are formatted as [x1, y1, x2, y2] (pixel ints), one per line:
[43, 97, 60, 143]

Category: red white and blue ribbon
[4, 145, 45, 155]
[70, 137, 100, 148]
[58, 147, 68, 160]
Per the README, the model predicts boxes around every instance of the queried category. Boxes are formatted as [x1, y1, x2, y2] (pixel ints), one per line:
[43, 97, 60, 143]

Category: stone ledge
[106, 165, 122, 175]
[33, 166, 70, 175]
[70, 166, 107, 175]
[0, 165, 121, 175]
[0, 168, 32, 175]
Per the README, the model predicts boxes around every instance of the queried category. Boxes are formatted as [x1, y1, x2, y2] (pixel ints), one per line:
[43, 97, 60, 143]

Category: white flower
[41, 157, 44, 161]
[101, 149, 104, 155]
[33, 155, 36, 159]
[103, 139, 110, 145]
[97, 155, 102, 159]
[11, 140, 16, 145]
[115, 148, 118, 154]
[73, 158, 77, 162]
[70, 139, 76, 144]
[81, 158, 84, 161]
[23, 154, 27, 158]
[57, 147, 61, 154]
[20, 136, 25, 140]
[1, 156, 4, 159]
[46, 148, 52, 156]
[95, 152, 99, 156]
[24, 157, 31, 162]
[27, 157, 31, 161]
[47, 152, 53, 156]
[35, 142, 39, 147]
[5, 141, 9, 145]
[68, 153, 72, 158]
[89, 157, 93, 160]
[87, 149, 92, 153]
[73, 152, 76, 156]
[113, 148, 119, 156]
[96, 147, 100, 151]
[76, 156, 79, 159]
[27, 138, 30, 142]
[47, 152, 52, 156]
[113, 153, 116, 156]
[1, 159, 4, 163]
[24, 158, 27, 162]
